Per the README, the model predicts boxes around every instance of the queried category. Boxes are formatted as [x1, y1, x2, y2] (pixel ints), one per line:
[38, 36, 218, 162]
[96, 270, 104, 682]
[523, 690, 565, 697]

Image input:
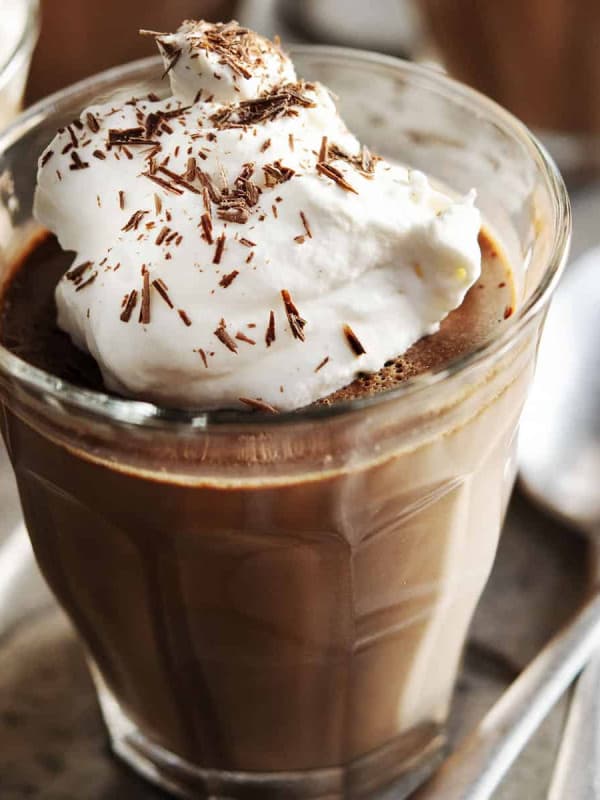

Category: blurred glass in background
[420, 0, 600, 177]
[275, 0, 423, 56]
[0, 0, 38, 128]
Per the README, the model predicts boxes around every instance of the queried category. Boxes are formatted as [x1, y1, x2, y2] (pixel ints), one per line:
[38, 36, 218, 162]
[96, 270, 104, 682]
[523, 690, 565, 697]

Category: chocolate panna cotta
[0, 18, 536, 800]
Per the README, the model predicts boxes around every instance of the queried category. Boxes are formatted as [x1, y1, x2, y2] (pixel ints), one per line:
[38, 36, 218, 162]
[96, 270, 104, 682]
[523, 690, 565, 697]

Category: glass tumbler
[0, 48, 570, 799]
[0, 0, 39, 130]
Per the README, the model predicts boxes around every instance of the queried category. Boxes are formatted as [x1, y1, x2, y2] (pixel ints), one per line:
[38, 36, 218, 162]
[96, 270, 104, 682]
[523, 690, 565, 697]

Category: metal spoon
[519, 246, 600, 799]
[413, 247, 600, 799]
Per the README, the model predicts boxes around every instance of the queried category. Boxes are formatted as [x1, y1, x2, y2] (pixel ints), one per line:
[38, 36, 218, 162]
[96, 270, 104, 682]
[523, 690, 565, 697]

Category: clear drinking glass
[0, 48, 570, 799]
[0, 0, 39, 129]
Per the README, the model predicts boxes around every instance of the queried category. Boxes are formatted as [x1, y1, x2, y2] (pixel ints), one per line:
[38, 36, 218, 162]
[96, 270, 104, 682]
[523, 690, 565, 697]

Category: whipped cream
[34, 20, 482, 412]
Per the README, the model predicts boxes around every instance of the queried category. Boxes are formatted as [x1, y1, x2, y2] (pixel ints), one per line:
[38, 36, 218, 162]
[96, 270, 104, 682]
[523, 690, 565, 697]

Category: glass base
[94, 672, 446, 799]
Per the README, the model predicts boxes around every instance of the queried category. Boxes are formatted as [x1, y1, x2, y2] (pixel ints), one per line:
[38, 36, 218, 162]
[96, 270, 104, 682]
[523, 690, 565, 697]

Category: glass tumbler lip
[0, 0, 40, 90]
[0, 45, 571, 430]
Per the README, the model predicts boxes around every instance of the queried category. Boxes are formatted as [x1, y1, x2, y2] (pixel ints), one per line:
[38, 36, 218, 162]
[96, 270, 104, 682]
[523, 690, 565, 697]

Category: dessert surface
[0, 229, 513, 406]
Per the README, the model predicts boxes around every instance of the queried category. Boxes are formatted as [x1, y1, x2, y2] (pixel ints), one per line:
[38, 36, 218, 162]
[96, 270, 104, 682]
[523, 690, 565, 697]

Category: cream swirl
[34, 20, 481, 411]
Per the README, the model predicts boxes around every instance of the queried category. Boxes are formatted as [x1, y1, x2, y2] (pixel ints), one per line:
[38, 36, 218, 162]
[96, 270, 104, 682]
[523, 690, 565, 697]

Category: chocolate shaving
[504, 305, 514, 319]
[300, 211, 312, 238]
[93, 149, 106, 160]
[75, 271, 98, 292]
[343, 323, 366, 355]
[66, 125, 78, 147]
[108, 127, 158, 146]
[178, 309, 192, 326]
[265, 310, 276, 346]
[213, 233, 226, 264]
[197, 169, 221, 203]
[86, 112, 100, 133]
[239, 237, 256, 247]
[214, 319, 238, 352]
[260, 138, 271, 152]
[196, 188, 208, 221]
[239, 397, 279, 414]
[153, 193, 162, 215]
[318, 136, 329, 163]
[263, 160, 295, 187]
[40, 150, 54, 167]
[281, 289, 306, 341]
[145, 112, 160, 138]
[235, 331, 255, 345]
[200, 213, 213, 244]
[211, 81, 316, 129]
[118, 190, 125, 210]
[152, 278, 173, 307]
[160, 105, 191, 120]
[69, 151, 89, 170]
[66, 261, 93, 283]
[122, 209, 148, 232]
[139, 271, 151, 324]
[219, 269, 239, 288]
[142, 171, 184, 195]
[316, 161, 358, 194]
[197, 348, 208, 368]
[315, 356, 330, 372]
[155, 226, 170, 245]
[196, 23, 258, 80]
[120, 290, 138, 322]
[232, 162, 260, 207]
[157, 165, 201, 194]
[185, 156, 196, 182]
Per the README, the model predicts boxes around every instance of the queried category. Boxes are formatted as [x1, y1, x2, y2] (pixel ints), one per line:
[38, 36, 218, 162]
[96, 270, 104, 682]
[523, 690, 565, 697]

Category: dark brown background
[26, 0, 238, 102]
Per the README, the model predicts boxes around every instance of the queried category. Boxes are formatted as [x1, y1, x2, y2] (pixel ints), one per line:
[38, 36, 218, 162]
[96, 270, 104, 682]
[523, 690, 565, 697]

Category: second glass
[0, 48, 569, 799]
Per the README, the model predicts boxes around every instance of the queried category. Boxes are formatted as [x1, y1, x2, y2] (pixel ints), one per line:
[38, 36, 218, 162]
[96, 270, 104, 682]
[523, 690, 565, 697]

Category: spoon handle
[412, 590, 600, 800]
[547, 651, 600, 800]
[546, 542, 600, 800]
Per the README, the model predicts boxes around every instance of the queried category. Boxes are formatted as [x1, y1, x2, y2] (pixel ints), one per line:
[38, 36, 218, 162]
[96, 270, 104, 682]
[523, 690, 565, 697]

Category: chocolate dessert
[0, 19, 557, 800]
[0, 226, 518, 796]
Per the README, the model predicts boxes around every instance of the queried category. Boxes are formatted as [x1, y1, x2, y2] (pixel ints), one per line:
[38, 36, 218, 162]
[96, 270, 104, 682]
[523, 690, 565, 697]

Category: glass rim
[0, 0, 39, 87]
[0, 45, 571, 430]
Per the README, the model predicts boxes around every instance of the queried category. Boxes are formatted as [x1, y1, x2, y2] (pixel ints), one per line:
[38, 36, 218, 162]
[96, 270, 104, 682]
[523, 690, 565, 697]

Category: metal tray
[0, 439, 591, 800]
